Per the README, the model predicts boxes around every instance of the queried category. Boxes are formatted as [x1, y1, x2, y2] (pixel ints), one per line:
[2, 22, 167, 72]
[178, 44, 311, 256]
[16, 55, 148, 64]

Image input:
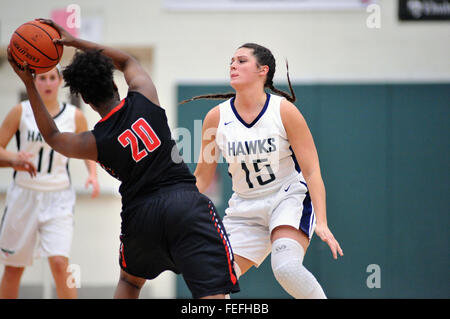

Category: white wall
[0, 0, 449, 298]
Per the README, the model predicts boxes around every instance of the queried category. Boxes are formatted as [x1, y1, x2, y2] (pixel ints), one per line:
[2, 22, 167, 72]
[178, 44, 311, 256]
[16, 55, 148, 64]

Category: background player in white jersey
[0, 66, 99, 299]
[184, 43, 343, 298]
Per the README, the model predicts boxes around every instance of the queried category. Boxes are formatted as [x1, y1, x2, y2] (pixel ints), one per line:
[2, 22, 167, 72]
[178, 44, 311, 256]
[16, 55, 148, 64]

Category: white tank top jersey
[216, 93, 307, 199]
[14, 100, 77, 191]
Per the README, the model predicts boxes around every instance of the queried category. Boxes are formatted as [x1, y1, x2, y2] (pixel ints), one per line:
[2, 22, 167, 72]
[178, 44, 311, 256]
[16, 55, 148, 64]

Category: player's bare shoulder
[9, 103, 23, 120]
[280, 98, 306, 129]
[0, 103, 23, 136]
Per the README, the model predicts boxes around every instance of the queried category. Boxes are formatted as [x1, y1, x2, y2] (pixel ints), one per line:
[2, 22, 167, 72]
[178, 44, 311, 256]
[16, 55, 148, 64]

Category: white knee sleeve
[271, 238, 326, 299]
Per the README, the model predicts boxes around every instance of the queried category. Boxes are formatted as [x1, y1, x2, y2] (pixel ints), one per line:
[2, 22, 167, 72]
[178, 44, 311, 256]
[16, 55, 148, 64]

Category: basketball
[9, 20, 63, 74]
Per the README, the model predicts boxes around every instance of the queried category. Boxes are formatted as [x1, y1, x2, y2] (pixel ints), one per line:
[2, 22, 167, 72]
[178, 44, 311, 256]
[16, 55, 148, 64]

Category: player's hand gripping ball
[9, 20, 63, 74]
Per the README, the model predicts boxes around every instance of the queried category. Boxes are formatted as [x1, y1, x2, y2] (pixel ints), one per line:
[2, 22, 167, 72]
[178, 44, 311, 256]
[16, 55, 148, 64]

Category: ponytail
[179, 44, 296, 105]
[179, 92, 235, 105]
[266, 60, 296, 103]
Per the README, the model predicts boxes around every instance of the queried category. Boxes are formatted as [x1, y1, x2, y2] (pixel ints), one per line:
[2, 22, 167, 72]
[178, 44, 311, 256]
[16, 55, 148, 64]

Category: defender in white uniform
[0, 66, 99, 299]
[190, 43, 343, 299]
[216, 93, 316, 265]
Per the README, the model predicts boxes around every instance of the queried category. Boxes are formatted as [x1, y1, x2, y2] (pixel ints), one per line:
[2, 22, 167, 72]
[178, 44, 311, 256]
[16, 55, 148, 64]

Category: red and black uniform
[92, 91, 239, 298]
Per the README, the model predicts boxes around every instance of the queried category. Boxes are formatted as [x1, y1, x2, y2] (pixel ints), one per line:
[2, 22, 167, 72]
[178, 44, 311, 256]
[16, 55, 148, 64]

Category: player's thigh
[169, 193, 238, 298]
[269, 183, 314, 253]
[233, 254, 256, 276]
[38, 189, 75, 258]
[223, 212, 272, 268]
[271, 225, 310, 254]
[0, 185, 39, 266]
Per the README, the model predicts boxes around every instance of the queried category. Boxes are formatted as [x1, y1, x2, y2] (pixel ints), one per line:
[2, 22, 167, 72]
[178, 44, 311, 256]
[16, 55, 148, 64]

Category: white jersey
[14, 100, 77, 191]
[216, 93, 306, 199]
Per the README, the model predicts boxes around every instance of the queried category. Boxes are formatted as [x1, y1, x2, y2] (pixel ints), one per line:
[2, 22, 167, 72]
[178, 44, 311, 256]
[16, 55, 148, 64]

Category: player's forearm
[194, 164, 217, 194]
[84, 159, 97, 177]
[0, 160, 12, 167]
[70, 38, 132, 71]
[0, 148, 14, 167]
[303, 170, 328, 226]
[24, 81, 61, 148]
[0, 148, 17, 163]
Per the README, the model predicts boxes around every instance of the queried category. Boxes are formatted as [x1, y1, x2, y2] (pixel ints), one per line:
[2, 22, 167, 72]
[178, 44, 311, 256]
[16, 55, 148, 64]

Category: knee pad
[271, 238, 326, 299]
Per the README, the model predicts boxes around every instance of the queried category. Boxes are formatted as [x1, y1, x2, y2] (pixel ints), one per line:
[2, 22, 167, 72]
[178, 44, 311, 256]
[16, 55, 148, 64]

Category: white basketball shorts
[222, 175, 316, 267]
[0, 183, 75, 267]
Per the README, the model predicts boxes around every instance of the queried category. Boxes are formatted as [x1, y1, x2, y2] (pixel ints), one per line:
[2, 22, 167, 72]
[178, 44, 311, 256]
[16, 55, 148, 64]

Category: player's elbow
[116, 55, 136, 72]
[302, 166, 323, 186]
[41, 131, 59, 149]
[43, 133, 72, 158]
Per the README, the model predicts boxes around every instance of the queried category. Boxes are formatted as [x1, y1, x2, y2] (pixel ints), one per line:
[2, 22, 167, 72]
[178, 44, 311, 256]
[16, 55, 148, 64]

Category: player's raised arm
[38, 19, 159, 106]
[7, 48, 97, 162]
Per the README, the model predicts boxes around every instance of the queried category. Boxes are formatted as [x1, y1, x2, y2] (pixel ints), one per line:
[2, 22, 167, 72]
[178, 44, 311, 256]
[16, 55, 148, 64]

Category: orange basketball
[9, 20, 63, 74]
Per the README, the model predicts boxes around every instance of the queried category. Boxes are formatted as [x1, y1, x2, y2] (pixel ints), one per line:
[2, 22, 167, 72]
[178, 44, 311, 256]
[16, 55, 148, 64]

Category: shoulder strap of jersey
[20, 100, 30, 113]
[218, 98, 233, 126]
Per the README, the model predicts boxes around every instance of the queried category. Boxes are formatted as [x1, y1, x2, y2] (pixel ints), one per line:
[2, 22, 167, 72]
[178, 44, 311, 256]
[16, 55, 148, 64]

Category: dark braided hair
[180, 43, 296, 104]
[62, 49, 117, 106]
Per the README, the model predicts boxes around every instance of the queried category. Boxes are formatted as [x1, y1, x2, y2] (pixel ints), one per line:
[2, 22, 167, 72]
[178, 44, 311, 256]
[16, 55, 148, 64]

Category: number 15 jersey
[215, 93, 306, 199]
[14, 100, 76, 191]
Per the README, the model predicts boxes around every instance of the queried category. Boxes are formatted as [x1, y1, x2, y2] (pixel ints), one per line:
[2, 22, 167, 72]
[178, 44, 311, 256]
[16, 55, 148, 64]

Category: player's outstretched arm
[7, 48, 97, 162]
[0, 148, 36, 177]
[281, 99, 343, 260]
[38, 18, 159, 107]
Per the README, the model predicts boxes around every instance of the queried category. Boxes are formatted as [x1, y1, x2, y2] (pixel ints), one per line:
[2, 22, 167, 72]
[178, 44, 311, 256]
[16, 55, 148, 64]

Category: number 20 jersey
[92, 91, 195, 206]
[14, 100, 75, 191]
[215, 93, 306, 199]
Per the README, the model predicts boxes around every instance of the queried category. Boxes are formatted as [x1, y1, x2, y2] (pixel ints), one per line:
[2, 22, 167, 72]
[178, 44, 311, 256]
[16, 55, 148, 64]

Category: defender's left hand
[315, 223, 344, 260]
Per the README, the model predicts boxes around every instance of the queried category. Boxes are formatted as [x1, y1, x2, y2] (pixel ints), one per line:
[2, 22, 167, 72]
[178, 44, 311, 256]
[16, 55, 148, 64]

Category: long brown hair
[179, 43, 296, 104]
